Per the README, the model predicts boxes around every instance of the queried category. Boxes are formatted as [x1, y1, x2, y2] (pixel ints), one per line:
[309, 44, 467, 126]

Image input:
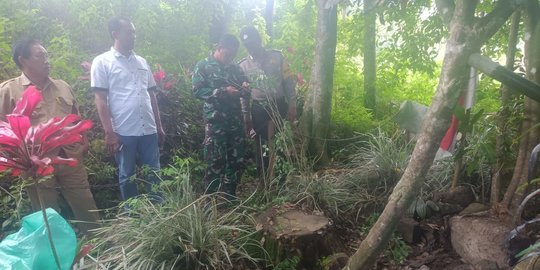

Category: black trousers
[251, 97, 288, 178]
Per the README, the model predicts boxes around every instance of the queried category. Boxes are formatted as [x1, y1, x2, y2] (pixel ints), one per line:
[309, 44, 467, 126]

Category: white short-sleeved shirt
[91, 47, 157, 136]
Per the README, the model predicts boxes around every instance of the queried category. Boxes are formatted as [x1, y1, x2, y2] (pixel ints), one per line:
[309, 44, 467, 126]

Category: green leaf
[516, 242, 540, 258]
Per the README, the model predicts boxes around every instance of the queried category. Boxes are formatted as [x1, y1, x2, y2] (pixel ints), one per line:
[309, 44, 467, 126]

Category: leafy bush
[0, 179, 30, 237]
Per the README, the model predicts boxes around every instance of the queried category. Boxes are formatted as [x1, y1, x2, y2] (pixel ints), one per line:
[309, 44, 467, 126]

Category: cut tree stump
[256, 204, 344, 269]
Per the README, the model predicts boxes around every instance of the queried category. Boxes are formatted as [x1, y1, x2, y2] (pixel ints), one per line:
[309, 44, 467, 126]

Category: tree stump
[256, 204, 343, 269]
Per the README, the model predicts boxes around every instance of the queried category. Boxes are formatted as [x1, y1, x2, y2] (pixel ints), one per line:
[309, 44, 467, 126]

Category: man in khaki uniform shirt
[238, 26, 297, 180]
[0, 38, 99, 236]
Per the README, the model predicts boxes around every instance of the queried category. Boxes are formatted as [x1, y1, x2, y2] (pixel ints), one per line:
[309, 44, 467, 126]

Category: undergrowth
[88, 158, 265, 270]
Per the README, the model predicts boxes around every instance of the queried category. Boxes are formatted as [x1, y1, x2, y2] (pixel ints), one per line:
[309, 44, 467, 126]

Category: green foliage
[407, 197, 439, 220]
[283, 129, 416, 223]
[0, 179, 30, 237]
[273, 0, 316, 78]
[331, 50, 375, 141]
[273, 256, 300, 270]
[91, 158, 264, 269]
[353, 129, 413, 179]
[377, 1, 445, 75]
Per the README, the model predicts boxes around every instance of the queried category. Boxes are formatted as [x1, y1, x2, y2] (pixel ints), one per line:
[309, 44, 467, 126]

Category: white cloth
[91, 47, 157, 136]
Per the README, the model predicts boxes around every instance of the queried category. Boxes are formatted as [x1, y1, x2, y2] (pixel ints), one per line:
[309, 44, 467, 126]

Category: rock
[476, 259, 500, 270]
[418, 265, 430, 270]
[438, 202, 464, 216]
[397, 217, 423, 244]
[450, 215, 511, 269]
[451, 264, 474, 270]
[434, 186, 475, 207]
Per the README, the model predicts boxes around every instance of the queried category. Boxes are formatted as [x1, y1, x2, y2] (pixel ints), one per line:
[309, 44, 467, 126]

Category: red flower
[287, 46, 295, 53]
[163, 81, 174, 90]
[296, 74, 305, 86]
[0, 86, 92, 177]
[153, 64, 166, 83]
[153, 70, 165, 83]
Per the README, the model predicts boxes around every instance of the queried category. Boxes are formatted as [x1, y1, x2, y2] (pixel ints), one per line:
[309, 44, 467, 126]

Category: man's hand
[105, 132, 120, 156]
[287, 105, 297, 123]
[225, 86, 240, 97]
[244, 120, 256, 139]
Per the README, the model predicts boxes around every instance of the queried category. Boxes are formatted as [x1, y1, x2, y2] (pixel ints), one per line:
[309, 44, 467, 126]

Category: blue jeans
[115, 133, 161, 200]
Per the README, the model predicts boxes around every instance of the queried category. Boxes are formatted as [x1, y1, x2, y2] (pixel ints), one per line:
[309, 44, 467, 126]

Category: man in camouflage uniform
[238, 26, 297, 179]
[192, 34, 250, 197]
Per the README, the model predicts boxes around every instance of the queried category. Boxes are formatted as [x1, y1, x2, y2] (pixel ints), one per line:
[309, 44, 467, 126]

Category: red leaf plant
[153, 64, 166, 84]
[0, 85, 92, 178]
[0, 85, 93, 269]
[153, 63, 177, 92]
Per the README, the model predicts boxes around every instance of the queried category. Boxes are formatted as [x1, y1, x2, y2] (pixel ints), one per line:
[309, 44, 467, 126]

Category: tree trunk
[502, 1, 540, 210]
[345, 1, 524, 269]
[265, 0, 275, 39]
[208, 0, 231, 46]
[491, 11, 521, 206]
[302, 0, 339, 166]
[363, 0, 377, 114]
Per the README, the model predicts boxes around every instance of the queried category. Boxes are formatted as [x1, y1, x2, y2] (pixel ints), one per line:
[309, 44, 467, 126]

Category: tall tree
[363, 0, 377, 113]
[491, 10, 521, 205]
[501, 0, 540, 210]
[345, 1, 525, 269]
[265, 0, 275, 38]
[302, 0, 340, 165]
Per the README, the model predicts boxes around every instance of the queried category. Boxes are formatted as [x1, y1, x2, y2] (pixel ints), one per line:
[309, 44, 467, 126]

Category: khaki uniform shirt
[0, 74, 85, 158]
[238, 49, 296, 105]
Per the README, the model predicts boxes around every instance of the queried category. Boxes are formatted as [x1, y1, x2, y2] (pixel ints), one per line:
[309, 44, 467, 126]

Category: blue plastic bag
[0, 208, 77, 270]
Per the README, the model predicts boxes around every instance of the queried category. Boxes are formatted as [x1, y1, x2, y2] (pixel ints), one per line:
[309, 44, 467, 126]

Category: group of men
[0, 16, 296, 236]
[192, 26, 297, 198]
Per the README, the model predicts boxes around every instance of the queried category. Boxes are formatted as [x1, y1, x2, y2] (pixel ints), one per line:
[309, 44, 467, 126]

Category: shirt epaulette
[0, 78, 17, 88]
[238, 57, 249, 65]
[269, 49, 283, 55]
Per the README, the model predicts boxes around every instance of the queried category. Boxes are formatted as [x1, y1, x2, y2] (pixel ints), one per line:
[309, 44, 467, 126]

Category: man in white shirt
[91, 17, 165, 201]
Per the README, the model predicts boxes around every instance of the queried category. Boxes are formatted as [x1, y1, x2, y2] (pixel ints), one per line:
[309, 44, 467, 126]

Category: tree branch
[525, 0, 539, 33]
[474, 0, 526, 45]
[435, 0, 455, 24]
[323, 0, 343, 9]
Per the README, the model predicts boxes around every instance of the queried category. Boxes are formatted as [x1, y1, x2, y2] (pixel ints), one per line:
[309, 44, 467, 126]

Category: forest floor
[237, 180, 477, 270]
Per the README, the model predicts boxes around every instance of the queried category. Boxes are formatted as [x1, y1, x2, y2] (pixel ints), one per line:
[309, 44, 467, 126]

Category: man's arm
[281, 57, 297, 122]
[148, 87, 165, 146]
[192, 61, 228, 101]
[0, 88, 12, 121]
[93, 90, 119, 155]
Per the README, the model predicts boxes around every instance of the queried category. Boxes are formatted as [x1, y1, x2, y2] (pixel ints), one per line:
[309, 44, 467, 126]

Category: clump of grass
[88, 159, 264, 270]
[280, 129, 415, 223]
[348, 129, 414, 180]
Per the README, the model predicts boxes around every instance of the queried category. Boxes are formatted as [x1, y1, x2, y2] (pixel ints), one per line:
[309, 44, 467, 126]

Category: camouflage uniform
[192, 56, 249, 196]
[238, 49, 296, 178]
